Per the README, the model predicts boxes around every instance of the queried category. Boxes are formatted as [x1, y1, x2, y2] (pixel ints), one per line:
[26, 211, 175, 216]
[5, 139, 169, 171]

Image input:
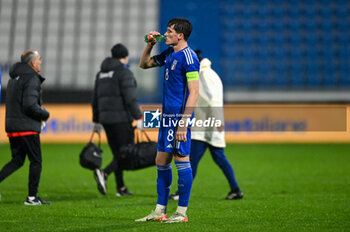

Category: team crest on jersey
[171, 60, 177, 70]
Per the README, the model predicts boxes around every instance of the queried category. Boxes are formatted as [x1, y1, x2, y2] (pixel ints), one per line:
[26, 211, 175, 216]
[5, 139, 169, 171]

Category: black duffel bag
[79, 131, 103, 170]
[119, 129, 157, 170]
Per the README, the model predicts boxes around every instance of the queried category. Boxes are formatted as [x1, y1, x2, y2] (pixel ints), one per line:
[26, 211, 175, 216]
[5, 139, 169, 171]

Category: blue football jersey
[154, 46, 199, 114]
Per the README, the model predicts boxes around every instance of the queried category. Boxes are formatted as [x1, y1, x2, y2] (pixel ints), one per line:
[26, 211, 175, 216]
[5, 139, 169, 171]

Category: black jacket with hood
[5, 62, 50, 133]
[92, 57, 142, 124]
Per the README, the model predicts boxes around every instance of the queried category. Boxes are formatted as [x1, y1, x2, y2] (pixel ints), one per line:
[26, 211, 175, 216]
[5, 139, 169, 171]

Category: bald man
[0, 50, 50, 205]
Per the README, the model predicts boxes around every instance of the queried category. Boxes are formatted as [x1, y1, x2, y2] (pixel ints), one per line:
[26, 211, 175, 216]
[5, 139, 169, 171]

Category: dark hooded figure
[92, 43, 143, 196]
[0, 50, 50, 205]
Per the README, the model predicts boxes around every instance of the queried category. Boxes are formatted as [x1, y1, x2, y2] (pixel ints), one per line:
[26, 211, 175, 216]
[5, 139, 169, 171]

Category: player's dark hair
[21, 50, 36, 65]
[167, 17, 192, 41]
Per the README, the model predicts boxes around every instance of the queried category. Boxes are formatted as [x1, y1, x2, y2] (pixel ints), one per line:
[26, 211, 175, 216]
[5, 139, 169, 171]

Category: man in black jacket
[0, 50, 50, 205]
[92, 43, 143, 196]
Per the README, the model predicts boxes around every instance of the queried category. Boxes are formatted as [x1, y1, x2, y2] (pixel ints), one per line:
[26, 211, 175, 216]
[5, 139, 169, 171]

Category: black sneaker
[169, 191, 179, 200]
[94, 169, 107, 195]
[24, 196, 51, 205]
[226, 189, 243, 200]
[116, 186, 133, 197]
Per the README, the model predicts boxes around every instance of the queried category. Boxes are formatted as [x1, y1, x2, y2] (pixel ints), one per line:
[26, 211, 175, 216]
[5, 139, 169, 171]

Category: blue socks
[175, 161, 193, 207]
[156, 161, 193, 209]
[156, 164, 172, 206]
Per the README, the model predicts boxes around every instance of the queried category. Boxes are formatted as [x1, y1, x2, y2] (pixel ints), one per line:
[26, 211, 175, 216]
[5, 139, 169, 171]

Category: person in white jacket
[170, 50, 243, 200]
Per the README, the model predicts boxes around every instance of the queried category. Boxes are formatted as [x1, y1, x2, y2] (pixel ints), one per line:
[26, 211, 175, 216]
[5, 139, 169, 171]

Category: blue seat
[323, 65, 337, 86]
[219, 0, 349, 90]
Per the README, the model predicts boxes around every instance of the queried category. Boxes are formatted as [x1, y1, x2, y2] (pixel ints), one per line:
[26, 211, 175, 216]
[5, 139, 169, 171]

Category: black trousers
[0, 134, 42, 196]
[102, 123, 134, 190]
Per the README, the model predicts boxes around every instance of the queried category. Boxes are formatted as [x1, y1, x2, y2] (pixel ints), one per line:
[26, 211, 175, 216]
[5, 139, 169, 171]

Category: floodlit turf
[0, 143, 349, 231]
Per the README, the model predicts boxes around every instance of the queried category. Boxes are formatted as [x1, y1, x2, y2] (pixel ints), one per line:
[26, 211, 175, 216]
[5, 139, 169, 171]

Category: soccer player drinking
[136, 18, 199, 223]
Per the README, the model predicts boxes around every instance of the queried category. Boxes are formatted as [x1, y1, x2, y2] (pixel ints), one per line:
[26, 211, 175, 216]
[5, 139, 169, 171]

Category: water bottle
[144, 34, 165, 43]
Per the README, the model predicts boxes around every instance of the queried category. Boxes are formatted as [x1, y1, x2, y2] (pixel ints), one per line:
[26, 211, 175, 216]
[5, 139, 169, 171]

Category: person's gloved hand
[93, 123, 103, 133]
[136, 118, 144, 131]
[41, 121, 46, 130]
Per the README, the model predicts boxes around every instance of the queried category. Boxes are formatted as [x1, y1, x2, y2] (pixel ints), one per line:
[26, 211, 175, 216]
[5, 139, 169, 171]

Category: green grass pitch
[0, 143, 349, 231]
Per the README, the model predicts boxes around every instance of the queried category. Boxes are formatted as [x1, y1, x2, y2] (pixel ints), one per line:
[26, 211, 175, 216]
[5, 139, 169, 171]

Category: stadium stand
[0, 0, 349, 103]
[220, 0, 349, 90]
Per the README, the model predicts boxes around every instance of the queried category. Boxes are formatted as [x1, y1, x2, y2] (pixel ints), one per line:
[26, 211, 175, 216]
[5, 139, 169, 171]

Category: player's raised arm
[139, 31, 161, 69]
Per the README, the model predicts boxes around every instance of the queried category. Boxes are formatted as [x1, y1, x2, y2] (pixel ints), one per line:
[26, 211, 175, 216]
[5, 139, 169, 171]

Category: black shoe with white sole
[24, 196, 51, 205]
[226, 189, 243, 200]
[169, 191, 179, 200]
[94, 169, 107, 195]
[116, 186, 133, 197]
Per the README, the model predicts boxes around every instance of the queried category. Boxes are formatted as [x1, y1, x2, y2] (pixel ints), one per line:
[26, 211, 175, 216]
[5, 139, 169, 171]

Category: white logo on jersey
[166, 144, 173, 148]
[165, 68, 169, 80]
